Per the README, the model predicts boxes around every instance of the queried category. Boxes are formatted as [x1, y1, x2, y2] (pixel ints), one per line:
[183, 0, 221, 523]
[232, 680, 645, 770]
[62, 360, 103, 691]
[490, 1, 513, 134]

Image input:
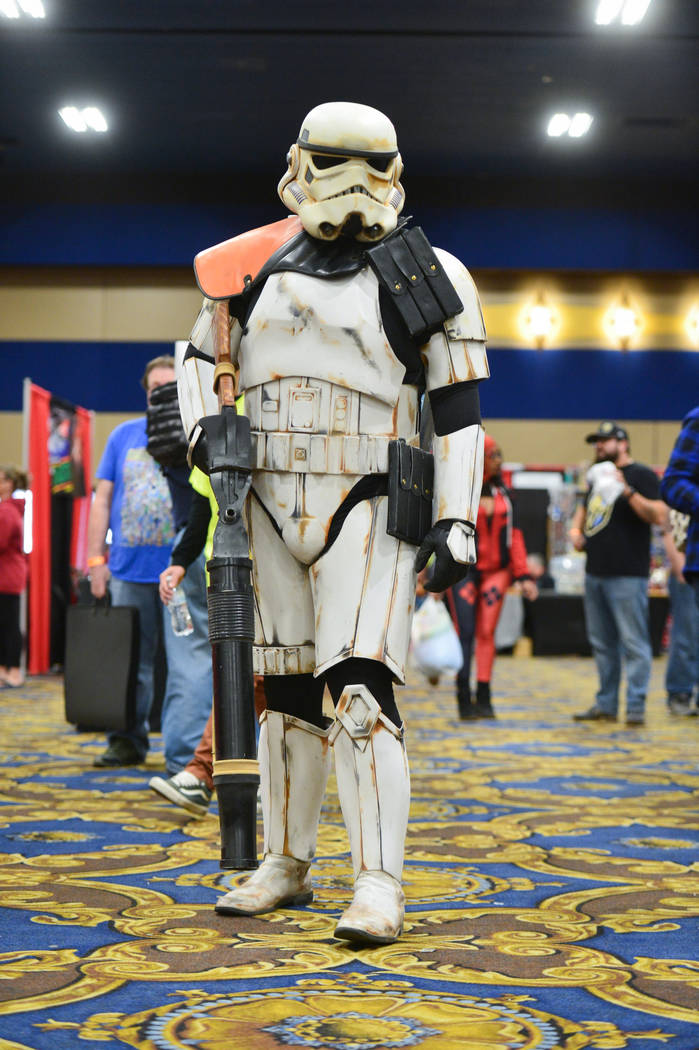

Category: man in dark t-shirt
[568, 421, 665, 725]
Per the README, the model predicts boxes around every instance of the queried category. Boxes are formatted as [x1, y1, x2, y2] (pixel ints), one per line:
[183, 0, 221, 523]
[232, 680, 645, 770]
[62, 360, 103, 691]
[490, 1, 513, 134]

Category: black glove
[146, 381, 188, 469]
[415, 520, 472, 592]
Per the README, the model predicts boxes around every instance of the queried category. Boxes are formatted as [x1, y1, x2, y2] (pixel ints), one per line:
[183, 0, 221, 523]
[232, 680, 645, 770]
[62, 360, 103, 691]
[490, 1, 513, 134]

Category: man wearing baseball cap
[568, 422, 666, 725]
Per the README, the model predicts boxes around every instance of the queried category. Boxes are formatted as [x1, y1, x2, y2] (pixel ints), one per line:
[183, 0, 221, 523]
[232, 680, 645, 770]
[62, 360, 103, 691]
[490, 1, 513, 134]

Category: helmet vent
[288, 182, 307, 206]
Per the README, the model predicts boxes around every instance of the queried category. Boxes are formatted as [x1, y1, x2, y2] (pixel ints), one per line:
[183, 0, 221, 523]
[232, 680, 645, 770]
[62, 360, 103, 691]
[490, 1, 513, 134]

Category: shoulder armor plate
[366, 226, 463, 343]
[194, 215, 303, 300]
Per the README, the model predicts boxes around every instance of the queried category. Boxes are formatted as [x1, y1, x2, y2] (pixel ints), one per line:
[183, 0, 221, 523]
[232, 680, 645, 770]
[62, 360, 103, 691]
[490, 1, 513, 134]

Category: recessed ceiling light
[621, 0, 652, 24]
[547, 113, 571, 137]
[595, 0, 624, 24]
[568, 113, 594, 137]
[59, 107, 87, 133]
[547, 112, 593, 139]
[18, 0, 45, 16]
[595, 0, 652, 25]
[82, 107, 108, 132]
[0, 0, 45, 17]
[59, 106, 108, 133]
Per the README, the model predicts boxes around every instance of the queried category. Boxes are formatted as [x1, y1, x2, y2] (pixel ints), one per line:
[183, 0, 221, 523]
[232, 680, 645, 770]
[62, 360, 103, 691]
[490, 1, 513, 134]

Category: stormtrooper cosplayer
[178, 102, 489, 944]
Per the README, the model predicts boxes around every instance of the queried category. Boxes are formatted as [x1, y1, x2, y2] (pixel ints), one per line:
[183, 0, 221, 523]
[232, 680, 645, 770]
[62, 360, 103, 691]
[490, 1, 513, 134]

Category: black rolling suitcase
[64, 599, 140, 732]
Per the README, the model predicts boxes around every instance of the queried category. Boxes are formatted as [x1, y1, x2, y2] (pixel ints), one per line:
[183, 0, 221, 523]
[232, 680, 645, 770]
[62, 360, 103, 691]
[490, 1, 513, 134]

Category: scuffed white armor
[180, 248, 487, 680]
[215, 710, 331, 916]
[330, 685, 409, 943]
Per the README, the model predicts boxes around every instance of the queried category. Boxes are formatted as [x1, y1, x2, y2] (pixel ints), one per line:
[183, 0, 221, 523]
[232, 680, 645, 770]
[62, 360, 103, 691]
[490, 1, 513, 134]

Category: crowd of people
[4, 395, 698, 755]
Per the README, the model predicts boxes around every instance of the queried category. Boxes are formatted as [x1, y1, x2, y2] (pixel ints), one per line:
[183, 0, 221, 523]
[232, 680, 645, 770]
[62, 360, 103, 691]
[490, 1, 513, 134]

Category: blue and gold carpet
[0, 656, 698, 1050]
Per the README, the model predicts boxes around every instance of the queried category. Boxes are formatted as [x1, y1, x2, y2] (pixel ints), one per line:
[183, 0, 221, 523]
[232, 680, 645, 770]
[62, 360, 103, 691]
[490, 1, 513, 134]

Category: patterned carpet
[0, 656, 698, 1050]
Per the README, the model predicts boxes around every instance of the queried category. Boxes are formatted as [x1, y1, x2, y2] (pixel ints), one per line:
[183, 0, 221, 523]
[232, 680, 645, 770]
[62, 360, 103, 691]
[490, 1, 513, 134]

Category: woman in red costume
[0, 465, 29, 688]
[447, 436, 538, 719]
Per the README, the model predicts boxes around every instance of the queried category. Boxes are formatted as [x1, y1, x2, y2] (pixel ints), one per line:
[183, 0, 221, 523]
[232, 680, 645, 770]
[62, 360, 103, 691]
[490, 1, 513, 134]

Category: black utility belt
[321, 439, 433, 553]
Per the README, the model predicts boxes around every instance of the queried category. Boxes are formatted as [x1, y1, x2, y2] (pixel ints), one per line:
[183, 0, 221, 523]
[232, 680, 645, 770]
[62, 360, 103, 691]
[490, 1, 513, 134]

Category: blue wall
[2, 343, 165, 413]
[1, 201, 697, 271]
[2, 198, 695, 420]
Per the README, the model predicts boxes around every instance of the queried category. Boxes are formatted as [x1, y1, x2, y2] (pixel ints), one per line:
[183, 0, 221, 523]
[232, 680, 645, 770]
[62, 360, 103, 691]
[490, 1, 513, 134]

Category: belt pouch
[386, 438, 434, 545]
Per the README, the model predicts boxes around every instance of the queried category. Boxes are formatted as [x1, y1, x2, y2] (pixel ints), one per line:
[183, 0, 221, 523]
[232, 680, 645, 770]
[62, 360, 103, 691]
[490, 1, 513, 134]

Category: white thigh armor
[248, 492, 416, 681]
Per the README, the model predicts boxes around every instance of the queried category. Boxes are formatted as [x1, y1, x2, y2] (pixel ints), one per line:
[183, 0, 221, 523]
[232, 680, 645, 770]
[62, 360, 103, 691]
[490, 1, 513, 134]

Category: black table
[528, 593, 669, 657]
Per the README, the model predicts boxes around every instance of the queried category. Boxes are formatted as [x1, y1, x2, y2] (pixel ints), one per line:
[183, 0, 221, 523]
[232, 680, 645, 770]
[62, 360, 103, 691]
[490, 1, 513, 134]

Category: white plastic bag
[411, 595, 463, 678]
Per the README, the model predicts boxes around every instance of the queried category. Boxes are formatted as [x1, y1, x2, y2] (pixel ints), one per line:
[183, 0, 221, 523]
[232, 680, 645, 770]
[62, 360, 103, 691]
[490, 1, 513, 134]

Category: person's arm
[509, 524, 538, 600]
[568, 502, 586, 551]
[660, 412, 699, 517]
[0, 507, 12, 554]
[159, 489, 211, 605]
[619, 480, 666, 527]
[87, 479, 114, 598]
[662, 529, 686, 581]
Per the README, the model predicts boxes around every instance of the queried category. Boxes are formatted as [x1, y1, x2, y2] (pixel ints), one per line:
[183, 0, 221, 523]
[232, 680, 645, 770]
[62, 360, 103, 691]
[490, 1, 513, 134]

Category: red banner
[25, 383, 93, 674]
[27, 383, 51, 674]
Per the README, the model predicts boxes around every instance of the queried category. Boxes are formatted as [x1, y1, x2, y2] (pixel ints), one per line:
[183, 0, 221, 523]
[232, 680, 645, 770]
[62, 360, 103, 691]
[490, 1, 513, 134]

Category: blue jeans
[666, 573, 699, 698]
[583, 574, 652, 717]
[109, 577, 165, 760]
[161, 549, 213, 774]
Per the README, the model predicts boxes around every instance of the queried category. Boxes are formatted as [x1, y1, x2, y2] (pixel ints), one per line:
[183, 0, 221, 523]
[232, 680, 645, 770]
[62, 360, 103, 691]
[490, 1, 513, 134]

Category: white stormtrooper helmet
[278, 101, 405, 242]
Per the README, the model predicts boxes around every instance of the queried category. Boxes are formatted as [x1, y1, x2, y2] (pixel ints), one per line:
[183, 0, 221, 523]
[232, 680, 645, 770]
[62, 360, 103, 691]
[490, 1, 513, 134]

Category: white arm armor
[432, 423, 484, 562]
[421, 249, 488, 563]
[421, 248, 489, 390]
[177, 297, 242, 462]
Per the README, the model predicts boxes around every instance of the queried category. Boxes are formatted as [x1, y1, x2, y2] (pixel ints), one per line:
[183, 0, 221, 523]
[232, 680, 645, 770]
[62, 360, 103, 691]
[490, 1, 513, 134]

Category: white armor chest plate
[239, 268, 406, 405]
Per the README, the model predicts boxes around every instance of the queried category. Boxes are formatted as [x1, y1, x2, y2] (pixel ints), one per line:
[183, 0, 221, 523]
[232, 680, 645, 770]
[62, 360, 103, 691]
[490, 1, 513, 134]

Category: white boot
[216, 709, 331, 915]
[330, 684, 410, 944]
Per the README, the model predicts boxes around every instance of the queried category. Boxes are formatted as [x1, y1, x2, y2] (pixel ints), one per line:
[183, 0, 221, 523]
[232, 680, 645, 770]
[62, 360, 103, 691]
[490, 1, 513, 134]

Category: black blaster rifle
[194, 301, 258, 870]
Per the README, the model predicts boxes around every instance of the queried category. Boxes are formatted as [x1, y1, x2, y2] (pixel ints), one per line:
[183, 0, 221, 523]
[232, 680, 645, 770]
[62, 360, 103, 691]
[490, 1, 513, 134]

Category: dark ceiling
[1, 1, 698, 207]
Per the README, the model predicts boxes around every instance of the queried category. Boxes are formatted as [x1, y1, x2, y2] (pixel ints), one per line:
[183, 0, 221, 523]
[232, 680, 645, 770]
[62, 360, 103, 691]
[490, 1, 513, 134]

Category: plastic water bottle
[169, 586, 193, 636]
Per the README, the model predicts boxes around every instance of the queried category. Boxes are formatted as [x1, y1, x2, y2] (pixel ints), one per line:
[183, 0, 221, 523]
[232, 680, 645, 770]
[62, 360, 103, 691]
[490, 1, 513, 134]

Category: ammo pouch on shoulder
[386, 439, 434, 546]
[366, 225, 464, 343]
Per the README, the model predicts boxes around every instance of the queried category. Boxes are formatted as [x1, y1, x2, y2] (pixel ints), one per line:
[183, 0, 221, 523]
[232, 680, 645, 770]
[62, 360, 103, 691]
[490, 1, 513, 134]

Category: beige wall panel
[92, 413, 142, 481]
[0, 287, 105, 341]
[484, 419, 680, 471]
[103, 287, 202, 341]
[0, 268, 199, 342]
[0, 412, 24, 466]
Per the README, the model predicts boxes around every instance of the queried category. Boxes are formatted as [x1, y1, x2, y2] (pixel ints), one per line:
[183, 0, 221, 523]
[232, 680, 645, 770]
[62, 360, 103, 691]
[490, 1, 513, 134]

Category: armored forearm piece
[432, 422, 484, 532]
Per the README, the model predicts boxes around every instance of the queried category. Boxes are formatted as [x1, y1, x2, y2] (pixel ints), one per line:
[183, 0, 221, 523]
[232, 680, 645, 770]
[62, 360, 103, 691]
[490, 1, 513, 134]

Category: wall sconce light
[604, 292, 642, 350]
[519, 290, 559, 349]
[685, 304, 699, 348]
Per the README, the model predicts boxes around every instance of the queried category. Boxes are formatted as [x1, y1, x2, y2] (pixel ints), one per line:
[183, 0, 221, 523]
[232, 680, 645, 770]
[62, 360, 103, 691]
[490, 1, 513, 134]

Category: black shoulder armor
[366, 226, 463, 343]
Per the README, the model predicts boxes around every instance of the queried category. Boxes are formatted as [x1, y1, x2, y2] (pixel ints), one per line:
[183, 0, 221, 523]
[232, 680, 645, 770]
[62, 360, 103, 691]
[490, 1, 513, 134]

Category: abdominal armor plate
[241, 264, 419, 564]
